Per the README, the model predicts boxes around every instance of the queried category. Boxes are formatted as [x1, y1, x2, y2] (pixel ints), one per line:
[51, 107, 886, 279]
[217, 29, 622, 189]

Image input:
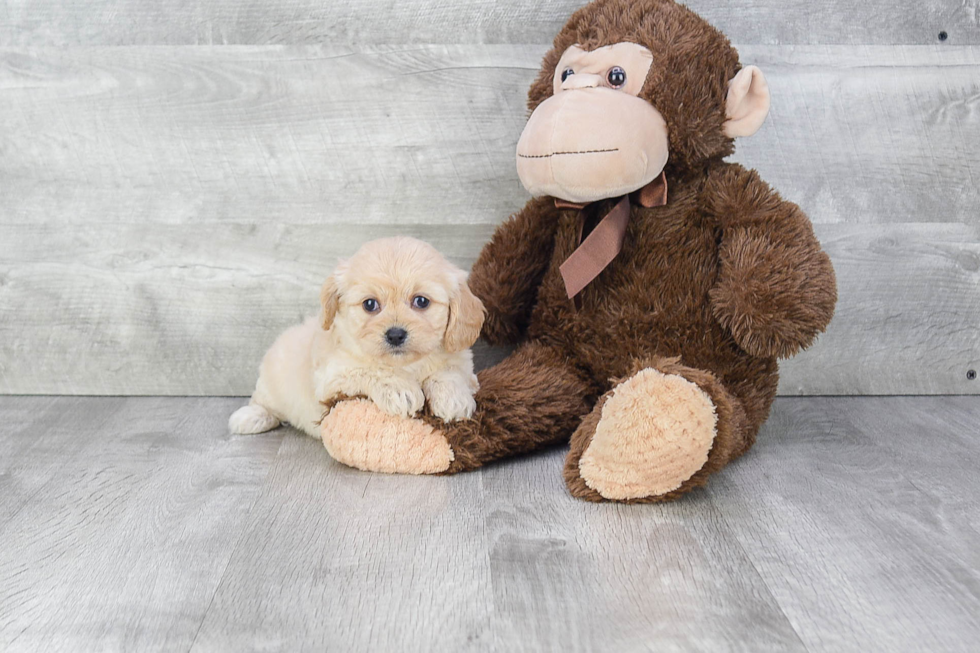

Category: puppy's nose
[385, 327, 408, 347]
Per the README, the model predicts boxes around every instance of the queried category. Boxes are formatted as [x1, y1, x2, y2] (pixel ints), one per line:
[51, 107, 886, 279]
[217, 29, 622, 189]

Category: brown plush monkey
[321, 0, 837, 502]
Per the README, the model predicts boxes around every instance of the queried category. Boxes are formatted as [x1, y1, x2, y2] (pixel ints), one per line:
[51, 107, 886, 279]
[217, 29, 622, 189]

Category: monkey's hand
[706, 165, 837, 359]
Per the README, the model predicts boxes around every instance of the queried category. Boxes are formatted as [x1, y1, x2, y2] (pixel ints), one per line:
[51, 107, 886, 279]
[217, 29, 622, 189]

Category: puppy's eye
[560, 68, 575, 83]
[607, 66, 626, 88]
[411, 295, 430, 310]
[362, 298, 380, 313]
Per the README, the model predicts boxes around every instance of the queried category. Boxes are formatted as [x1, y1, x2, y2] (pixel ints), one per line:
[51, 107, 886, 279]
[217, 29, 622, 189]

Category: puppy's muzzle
[385, 327, 408, 347]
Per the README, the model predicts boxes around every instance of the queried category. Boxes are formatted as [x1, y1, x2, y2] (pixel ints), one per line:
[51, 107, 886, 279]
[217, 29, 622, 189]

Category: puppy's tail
[229, 403, 280, 435]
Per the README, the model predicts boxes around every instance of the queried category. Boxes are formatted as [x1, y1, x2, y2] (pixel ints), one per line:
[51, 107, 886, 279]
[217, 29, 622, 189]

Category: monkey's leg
[320, 342, 595, 474]
[563, 356, 750, 503]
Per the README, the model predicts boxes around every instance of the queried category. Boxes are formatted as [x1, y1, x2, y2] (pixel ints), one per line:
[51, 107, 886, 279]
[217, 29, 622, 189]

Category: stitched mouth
[518, 148, 619, 159]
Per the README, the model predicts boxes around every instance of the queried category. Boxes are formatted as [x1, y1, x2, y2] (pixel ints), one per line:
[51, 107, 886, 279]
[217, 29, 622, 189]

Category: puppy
[229, 237, 485, 439]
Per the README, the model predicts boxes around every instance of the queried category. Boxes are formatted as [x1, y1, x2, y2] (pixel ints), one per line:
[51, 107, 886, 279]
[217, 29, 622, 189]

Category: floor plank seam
[185, 433, 290, 653]
[705, 485, 814, 652]
[477, 468, 501, 651]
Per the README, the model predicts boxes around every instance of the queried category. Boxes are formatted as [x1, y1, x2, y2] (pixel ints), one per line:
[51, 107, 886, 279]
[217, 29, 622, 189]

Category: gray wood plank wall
[1, 3, 978, 395]
[3, 1, 979, 45]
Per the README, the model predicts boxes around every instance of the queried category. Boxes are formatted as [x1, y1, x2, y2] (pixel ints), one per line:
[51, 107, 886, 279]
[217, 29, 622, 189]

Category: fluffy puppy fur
[229, 237, 485, 438]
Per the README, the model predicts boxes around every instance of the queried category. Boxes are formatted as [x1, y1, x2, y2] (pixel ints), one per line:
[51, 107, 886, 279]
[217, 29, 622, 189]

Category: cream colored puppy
[229, 237, 485, 439]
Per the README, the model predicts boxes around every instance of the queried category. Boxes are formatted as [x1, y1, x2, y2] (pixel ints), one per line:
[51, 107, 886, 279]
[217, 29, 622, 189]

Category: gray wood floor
[1, 395, 978, 652]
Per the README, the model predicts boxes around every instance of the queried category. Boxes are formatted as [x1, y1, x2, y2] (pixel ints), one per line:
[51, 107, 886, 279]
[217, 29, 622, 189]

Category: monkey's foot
[320, 399, 453, 474]
[564, 368, 717, 502]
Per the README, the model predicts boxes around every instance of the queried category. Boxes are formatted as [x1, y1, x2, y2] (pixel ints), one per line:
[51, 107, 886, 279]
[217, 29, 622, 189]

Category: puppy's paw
[228, 404, 280, 435]
[425, 379, 477, 422]
[371, 382, 425, 418]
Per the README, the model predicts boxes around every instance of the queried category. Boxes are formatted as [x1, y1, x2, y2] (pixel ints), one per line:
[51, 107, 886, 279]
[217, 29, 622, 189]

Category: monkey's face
[516, 25, 772, 204]
[516, 42, 668, 204]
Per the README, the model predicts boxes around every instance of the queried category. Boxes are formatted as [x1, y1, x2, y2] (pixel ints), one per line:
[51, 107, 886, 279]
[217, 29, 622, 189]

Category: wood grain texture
[1, 395, 979, 651]
[479, 453, 807, 652]
[1, 45, 978, 395]
[0, 396, 113, 528]
[0, 222, 493, 395]
[1, 0, 978, 46]
[709, 396, 980, 652]
[737, 45, 980, 227]
[1, 222, 976, 395]
[188, 431, 494, 652]
[0, 45, 535, 227]
[0, 396, 282, 652]
[3, 45, 979, 227]
[777, 222, 980, 396]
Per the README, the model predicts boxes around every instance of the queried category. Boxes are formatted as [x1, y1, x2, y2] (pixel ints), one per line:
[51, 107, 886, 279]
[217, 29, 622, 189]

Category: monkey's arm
[468, 197, 560, 345]
[705, 164, 837, 359]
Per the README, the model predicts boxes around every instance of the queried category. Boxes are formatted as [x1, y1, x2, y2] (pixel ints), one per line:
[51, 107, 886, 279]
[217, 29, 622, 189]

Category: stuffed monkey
[321, 0, 837, 502]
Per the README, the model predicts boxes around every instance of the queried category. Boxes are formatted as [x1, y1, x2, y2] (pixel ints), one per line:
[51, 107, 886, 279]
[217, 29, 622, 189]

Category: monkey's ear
[723, 65, 770, 138]
[320, 275, 341, 331]
[444, 272, 486, 353]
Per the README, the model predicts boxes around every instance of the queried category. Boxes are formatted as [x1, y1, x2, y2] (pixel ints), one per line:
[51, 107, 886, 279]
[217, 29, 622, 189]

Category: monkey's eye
[560, 68, 575, 83]
[411, 295, 430, 310]
[362, 298, 380, 313]
[607, 66, 627, 88]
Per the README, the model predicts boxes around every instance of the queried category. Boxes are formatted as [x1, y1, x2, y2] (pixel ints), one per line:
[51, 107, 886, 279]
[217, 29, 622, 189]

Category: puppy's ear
[320, 275, 341, 331]
[444, 272, 485, 353]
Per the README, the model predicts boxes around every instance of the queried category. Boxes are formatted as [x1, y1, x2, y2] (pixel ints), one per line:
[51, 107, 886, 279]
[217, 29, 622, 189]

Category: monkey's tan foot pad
[320, 399, 454, 474]
[578, 368, 717, 500]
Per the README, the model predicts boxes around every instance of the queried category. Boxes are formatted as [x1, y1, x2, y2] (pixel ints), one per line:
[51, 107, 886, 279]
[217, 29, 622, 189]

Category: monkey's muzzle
[516, 87, 669, 204]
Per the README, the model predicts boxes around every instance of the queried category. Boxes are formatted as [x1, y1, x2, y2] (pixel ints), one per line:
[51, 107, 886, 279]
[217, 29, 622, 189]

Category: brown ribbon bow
[557, 171, 668, 299]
